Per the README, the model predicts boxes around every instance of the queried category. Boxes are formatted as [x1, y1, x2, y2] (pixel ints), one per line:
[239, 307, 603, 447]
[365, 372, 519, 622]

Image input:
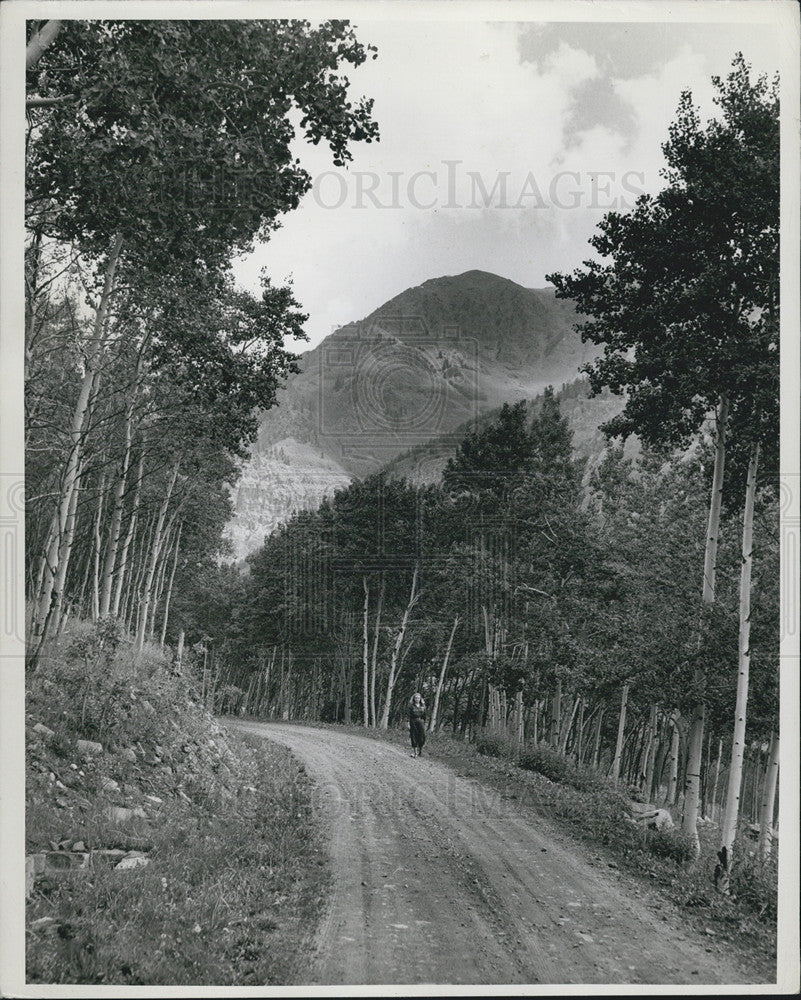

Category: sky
[232, 14, 784, 352]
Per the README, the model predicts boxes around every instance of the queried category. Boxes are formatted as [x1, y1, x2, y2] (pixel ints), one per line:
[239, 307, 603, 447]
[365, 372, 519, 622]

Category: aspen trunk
[430, 615, 459, 733]
[641, 703, 658, 794]
[591, 706, 605, 770]
[574, 698, 585, 763]
[758, 731, 779, 859]
[149, 521, 174, 641]
[559, 695, 580, 754]
[44, 457, 83, 641]
[650, 727, 667, 804]
[370, 575, 384, 728]
[683, 394, 729, 850]
[380, 566, 418, 730]
[718, 440, 759, 893]
[99, 388, 137, 617]
[34, 234, 123, 636]
[159, 521, 182, 646]
[611, 683, 629, 784]
[666, 713, 681, 805]
[549, 678, 562, 749]
[136, 460, 179, 650]
[710, 737, 723, 822]
[26, 19, 63, 70]
[112, 448, 144, 617]
[282, 649, 292, 720]
[362, 576, 370, 726]
[515, 688, 525, 745]
[91, 469, 107, 620]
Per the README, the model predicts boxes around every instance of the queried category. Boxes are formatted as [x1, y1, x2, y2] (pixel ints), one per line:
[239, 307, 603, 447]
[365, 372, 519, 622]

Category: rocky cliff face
[224, 270, 615, 561]
[382, 378, 630, 487]
[224, 438, 351, 563]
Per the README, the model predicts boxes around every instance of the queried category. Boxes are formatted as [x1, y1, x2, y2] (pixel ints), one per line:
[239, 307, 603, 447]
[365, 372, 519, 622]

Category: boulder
[25, 857, 36, 898]
[33, 723, 55, 739]
[101, 776, 121, 794]
[625, 801, 675, 831]
[43, 851, 90, 872]
[92, 849, 127, 865]
[104, 805, 147, 823]
[77, 739, 103, 756]
[30, 916, 57, 932]
[114, 855, 149, 871]
[29, 853, 47, 875]
[119, 747, 137, 763]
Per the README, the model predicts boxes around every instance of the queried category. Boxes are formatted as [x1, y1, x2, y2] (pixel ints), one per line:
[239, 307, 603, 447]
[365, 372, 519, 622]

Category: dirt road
[231, 721, 762, 987]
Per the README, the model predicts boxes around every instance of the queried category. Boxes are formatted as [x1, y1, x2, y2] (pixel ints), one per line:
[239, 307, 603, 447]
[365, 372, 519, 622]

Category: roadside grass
[266, 716, 777, 978]
[26, 623, 330, 986]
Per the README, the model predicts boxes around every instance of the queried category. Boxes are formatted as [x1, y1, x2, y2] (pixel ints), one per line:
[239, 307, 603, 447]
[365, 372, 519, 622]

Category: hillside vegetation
[25, 620, 329, 985]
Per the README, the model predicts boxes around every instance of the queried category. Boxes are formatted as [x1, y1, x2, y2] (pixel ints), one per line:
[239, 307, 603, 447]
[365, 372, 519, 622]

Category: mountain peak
[224, 269, 596, 558]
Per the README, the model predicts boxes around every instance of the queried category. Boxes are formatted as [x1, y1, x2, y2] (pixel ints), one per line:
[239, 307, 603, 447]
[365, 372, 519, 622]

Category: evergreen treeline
[203, 393, 778, 844]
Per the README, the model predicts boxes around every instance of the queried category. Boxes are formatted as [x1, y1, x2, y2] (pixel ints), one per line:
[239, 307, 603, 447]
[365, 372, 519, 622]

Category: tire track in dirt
[229, 721, 765, 987]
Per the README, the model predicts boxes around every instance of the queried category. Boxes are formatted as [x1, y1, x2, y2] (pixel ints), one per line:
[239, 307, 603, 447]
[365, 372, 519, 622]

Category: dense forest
[25, 19, 780, 892]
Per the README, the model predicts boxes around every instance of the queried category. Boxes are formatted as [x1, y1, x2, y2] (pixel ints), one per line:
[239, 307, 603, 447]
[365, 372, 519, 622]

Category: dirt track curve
[228, 721, 763, 987]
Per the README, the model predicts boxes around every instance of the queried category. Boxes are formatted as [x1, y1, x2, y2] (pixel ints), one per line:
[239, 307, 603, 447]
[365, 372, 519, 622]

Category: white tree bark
[362, 576, 370, 727]
[112, 447, 144, 617]
[34, 234, 123, 637]
[758, 731, 780, 859]
[591, 705, 605, 769]
[135, 459, 179, 650]
[46, 456, 83, 639]
[683, 394, 729, 850]
[611, 683, 630, 784]
[710, 737, 723, 821]
[370, 574, 385, 728]
[91, 469, 107, 620]
[429, 615, 459, 733]
[159, 520, 183, 646]
[559, 695, 581, 754]
[640, 703, 658, 793]
[666, 712, 681, 805]
[26, 20, 62, 70]
[380, 566, 419, 729]
[550, 677, 562, 749]
[99, 382, 139, 617]
[718, 440, 760, 892]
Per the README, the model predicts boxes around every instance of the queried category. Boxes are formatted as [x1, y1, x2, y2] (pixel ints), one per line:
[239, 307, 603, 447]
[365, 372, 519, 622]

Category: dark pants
[410, 717, 426, 750]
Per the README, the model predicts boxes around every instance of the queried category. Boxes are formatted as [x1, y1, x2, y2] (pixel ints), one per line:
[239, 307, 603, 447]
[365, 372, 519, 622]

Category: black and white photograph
[1, 0, 799, 994]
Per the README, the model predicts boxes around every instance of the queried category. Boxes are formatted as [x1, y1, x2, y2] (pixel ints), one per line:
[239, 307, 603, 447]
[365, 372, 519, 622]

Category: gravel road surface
[229, 721, 764, 988]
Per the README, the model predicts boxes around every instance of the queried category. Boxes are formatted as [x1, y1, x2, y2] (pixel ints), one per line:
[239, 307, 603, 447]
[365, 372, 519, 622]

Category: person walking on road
[409, 692, 426, 757]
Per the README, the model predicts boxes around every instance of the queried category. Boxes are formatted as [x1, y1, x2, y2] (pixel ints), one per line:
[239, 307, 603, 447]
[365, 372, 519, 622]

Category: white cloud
[232, 18, 783, 351]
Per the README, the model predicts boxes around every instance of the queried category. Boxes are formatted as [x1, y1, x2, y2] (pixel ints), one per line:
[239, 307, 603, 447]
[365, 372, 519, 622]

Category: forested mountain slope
[225, 270, 610, 559]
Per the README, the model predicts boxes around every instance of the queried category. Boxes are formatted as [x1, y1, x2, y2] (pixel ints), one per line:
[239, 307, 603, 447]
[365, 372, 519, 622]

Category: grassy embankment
[25, 620, 329, 986]
[297, 718, 778, 978]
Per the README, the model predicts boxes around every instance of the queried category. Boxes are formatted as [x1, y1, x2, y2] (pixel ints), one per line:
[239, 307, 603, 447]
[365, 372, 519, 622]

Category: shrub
[646, 826, 696, 864]
[28, 621, 202, 754]
[517, 743, 607, 793]
[731, 844, 778, 922]
[475, 733, 514, 759]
